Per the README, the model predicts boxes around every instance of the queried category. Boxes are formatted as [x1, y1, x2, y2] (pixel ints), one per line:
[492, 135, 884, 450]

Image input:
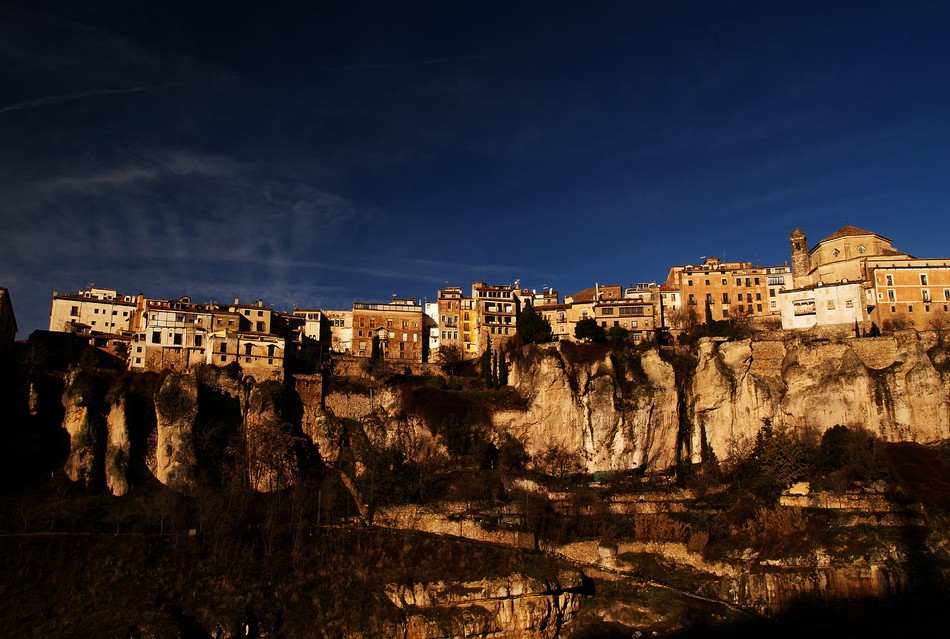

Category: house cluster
[31, 225, 950, 376]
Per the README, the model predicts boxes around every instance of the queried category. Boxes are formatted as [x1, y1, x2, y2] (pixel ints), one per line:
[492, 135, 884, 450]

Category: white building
[49, 287, 139, 334]
[779, 282, 866, 330]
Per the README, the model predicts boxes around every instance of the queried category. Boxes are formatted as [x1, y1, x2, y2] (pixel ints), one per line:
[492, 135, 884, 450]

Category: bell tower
[790, 228, 810, 288]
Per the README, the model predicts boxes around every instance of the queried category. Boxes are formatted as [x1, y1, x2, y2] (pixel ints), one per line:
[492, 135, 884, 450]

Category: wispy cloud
[0, 77, 239, 115]
[322, 55, 489, 72]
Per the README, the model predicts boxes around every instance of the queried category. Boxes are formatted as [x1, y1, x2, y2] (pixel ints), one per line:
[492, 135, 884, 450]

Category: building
[459, 297, 478, 356]
[352, 298, 425, 362]
[779, 282, 866, 330]
[293, 309, 330, 342]
[664, 258, 773, 324]
[434, 287, 464, 359]
[229, 298, 275, 334]
[472, 282, 520, 351]
[0, 286, 17, 358]
[49, 287, 139, 335]
[866, 258, 950, 330]
[206, 331, 285, 379]
[323, 310, 353, 354]
[764, 265, 793, 315]
[540, 303, 572, 340]
[425, 300, 441, 359]
[790, 225, 908, 289]
[130, 296, 214, 371]
[780, 226, 942, 331]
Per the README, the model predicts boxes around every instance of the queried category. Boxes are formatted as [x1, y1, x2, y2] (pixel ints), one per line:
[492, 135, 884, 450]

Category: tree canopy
[516, 301, 553, 344]
[574, 318, 606, 343]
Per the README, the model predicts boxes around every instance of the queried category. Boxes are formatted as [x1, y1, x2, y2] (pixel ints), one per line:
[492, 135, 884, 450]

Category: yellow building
[664, 258, 773, 323]
[790, 225, 908, 288]
[868, 258, 950, 330]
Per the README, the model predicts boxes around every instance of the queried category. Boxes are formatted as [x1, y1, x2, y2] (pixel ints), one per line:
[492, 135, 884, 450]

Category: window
[757, 304, 763, 312]
[945, 289, 950, 301]
[687, 280, 693, 286]
[94, 308, 99, 314]
[688, 294, 695, 304]
[921, 274, 929, 286]
[220, 355, 227, 362]
[745, 278, 751, 287]
[173, 333, 183, 345]
[70, 305, 79, 316]
[769, 289, 776, 297]
[888, 290, 896, 302]
[195, 335, 202, 347]
[151, 331, 161, 344]
[909, 305, 914, 313]
[827, 301, 836, 310]
[705, 293, 713, 303]
[885, 274, 894, 286]
[754, 278, 760, 285]
[923, 290, 931, 302]
[832, 248, 840, 257]
[705, 279, 710, 286]
[245, 344, 253, 355]
[845, 300, 854, 308]
[721, 278, 727, 285]
[722, 293, 729, 303]
[858, 245, 866, 254]
[257, 310, 263, 317]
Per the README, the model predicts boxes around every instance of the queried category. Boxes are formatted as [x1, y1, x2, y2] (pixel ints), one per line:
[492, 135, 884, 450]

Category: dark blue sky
[2, 1, 949, 334]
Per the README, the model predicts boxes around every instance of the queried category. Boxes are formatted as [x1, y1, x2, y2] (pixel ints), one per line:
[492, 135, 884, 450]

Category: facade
[790, 225, 909, 289]
[323, 310, 353, 354]
[472, 282, 520, 351]
[49, 287, 138, 335]
[0, 286, 17, 358]
[230, 299, 275, 334]
[779, 282, 866, 330]
[293, 309, 330, 342]
[459, 297, 478, 356]
[206, 331, 285, 379]
[130, 296, 214, 371]
[540, 303, 571, 340]
[764, 265, 792, 315]
[425, 301, 441, 359]
[867, 258, 950, 330]
[435, 287, 463, 359]
[352, 298, 425, 362]
[664, 258, 772, 324]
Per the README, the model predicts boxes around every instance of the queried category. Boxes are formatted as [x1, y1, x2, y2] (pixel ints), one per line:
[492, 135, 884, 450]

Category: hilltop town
[2, 225, 945, 379]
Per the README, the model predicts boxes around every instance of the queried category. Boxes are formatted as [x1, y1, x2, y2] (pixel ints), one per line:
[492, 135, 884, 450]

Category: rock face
[62, 370, 105, 489]
[501, 342, 679, 472]
[688, 332, 950, 463]
[153, 373, 199, 493]
[503, 333, 949, 471]
[385, 570, 585, 639]
[104, 393, 132, 496]
[244, 381, 306, 492]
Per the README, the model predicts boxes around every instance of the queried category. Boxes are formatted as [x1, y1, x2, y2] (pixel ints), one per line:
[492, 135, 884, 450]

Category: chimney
[234, 296, 240, 305]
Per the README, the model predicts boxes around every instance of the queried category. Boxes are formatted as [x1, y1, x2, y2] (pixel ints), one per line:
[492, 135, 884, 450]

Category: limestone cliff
[153, 373, 200, 493]
[688, 331, 950, 463]
[61, 370, 106, 489]
[104, 393, 132, 496]
[498, 333, 949, 472]
[500, 342, 679, 472]
[244, 380, 308, 492]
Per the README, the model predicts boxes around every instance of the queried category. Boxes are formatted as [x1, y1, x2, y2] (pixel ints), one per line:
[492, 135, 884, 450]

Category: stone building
[207, 331, 285, 379]
[130, 296, 214, 371]
[352, 298, 424, 362]
[0, 286, 17, 358]
[460, 297, 478, 356]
